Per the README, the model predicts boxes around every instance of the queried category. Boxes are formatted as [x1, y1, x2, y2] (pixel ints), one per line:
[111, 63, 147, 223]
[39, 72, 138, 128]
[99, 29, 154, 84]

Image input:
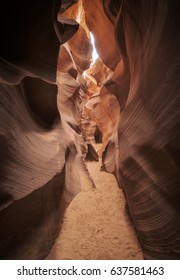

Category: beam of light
[90, 32, 99, 64]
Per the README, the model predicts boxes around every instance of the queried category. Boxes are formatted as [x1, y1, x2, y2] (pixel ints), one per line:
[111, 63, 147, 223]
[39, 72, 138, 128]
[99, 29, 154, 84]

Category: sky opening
[90, 32, 99, 64]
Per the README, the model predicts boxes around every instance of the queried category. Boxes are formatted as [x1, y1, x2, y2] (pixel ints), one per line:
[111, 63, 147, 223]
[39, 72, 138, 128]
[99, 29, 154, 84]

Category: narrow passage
[47, 155, 143, 260]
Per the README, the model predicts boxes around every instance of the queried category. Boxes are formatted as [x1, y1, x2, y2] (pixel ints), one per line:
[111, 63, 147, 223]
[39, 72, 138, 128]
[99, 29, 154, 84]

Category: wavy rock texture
[0, 0, 94, 260]
[100, 0, 180, 259]
[82, 0, 120, 70]
[1, 0, 180, 261]
[81, 58, 120, 158]
[83, 87, 120, 158]
[57, 25, 92, 126]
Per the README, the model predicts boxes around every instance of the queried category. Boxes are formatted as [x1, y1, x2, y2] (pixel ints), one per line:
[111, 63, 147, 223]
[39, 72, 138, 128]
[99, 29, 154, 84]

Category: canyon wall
[0, 0, 180, 260]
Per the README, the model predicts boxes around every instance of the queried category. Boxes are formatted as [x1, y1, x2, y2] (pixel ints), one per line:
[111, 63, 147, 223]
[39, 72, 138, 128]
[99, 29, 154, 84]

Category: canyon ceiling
[0, 0, 180, 259]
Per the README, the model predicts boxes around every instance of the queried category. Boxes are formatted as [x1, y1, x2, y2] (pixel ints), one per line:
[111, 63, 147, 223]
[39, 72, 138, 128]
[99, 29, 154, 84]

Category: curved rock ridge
[80, 56, 121, 160]
[99, 0, 180, 259]
[0, 0, 94, 260]
[82, 0, 120, 70]
[1, 0, 180, 261]
[57, 25, 92, 125]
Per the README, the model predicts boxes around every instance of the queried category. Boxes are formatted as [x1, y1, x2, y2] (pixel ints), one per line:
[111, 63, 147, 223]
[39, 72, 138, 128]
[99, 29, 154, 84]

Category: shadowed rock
[101, 0, 180, 259]
[0, 0, 94, 260]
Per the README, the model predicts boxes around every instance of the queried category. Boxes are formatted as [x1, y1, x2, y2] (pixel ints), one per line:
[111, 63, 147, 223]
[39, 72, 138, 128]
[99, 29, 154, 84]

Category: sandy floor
[47, 157, 143, 260]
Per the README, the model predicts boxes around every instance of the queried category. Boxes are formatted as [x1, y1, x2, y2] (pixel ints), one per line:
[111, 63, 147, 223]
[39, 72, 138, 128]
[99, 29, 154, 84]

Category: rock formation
[0, 0, 94, 259]
[100, 0, 180, 259]
[0, 0, 180, 260]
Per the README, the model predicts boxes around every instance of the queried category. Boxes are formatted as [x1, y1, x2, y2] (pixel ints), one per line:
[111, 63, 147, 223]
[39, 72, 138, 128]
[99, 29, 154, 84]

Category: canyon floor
[47, 152, 143, 260]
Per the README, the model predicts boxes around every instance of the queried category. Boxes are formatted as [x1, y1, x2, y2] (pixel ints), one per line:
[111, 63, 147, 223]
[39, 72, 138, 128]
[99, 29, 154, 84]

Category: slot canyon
[0, 0, 180, 260]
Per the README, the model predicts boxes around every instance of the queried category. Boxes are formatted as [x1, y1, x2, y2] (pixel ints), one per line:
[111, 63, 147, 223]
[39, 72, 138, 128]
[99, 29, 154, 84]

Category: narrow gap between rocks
[47, 3, 143, 260]
[47, 144, 143, 260]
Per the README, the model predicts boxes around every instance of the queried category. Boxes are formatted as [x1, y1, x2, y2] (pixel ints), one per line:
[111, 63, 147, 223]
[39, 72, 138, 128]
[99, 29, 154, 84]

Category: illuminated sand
[47, 157, 143, 260]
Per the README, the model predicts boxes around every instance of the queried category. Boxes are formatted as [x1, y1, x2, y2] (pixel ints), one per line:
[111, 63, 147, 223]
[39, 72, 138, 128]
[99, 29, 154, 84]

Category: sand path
[47, 158, 143, 260]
